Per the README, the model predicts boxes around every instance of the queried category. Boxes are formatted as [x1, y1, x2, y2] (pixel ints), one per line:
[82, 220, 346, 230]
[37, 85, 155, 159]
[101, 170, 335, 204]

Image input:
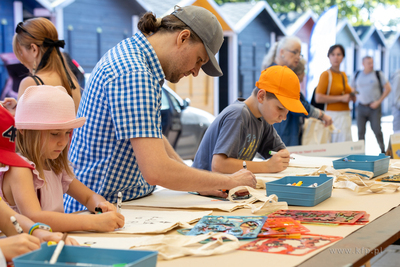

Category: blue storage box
[265, 174, 333, 207]
[13, 243, 157, 267]
[332, 153, 390, 177]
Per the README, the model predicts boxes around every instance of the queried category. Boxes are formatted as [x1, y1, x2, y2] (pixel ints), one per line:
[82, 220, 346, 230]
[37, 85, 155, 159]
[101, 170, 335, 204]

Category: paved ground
[370, 245, 400, 267]
[352, 115, 393, 155]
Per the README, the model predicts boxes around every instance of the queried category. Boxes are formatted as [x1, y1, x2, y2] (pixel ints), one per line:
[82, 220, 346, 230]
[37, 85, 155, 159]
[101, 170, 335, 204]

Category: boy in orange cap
[193, 65, 308, 174]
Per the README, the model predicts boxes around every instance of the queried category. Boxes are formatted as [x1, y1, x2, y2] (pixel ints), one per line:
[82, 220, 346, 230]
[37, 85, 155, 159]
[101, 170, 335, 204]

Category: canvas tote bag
[302, 117, 335, 145]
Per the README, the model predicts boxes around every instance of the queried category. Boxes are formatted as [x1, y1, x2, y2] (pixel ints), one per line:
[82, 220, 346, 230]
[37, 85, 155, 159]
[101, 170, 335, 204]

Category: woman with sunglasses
[314, 44, 356, 143]
[261, 36, 332, 146]
[3, 18, 80, 115]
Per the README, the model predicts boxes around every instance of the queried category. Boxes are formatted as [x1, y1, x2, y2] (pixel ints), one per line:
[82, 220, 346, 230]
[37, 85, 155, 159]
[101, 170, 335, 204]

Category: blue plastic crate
[13, 243, 157, 267]
[265, 174, 333, 207]
[332, 153, 390, 177]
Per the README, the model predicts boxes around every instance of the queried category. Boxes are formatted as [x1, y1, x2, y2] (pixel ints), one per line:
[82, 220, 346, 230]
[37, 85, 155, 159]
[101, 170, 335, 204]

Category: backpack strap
[340, 72, 346, 94]
[375, 70, 383, 93]
[354, 71, 360, 81]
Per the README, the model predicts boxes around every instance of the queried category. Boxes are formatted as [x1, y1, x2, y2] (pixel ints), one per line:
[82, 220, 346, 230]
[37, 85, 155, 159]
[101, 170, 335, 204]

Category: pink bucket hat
[15, 85, 85, 130]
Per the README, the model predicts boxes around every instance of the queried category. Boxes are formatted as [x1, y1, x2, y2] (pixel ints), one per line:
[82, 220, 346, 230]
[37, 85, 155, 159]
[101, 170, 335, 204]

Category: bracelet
[29, 223, 52, 235]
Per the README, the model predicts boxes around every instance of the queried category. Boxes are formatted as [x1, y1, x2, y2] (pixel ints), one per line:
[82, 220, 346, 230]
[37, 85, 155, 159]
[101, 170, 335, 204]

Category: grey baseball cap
[172, 5, 224, 77]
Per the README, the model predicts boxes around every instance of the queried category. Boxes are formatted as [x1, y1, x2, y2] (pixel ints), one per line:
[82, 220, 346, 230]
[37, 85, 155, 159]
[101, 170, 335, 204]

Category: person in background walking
[351, 56, 391, 154]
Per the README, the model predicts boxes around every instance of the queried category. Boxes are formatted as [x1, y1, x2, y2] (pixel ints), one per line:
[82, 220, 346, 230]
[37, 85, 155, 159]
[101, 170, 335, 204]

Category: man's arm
[130, 137, 256, 191]
[211, 149, 290, 174]
[162, 134, 185, 164]
[371, 81, 391, 109]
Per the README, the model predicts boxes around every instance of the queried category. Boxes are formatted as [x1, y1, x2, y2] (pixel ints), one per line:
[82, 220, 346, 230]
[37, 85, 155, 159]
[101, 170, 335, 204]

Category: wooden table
[70, 165, 400, 267]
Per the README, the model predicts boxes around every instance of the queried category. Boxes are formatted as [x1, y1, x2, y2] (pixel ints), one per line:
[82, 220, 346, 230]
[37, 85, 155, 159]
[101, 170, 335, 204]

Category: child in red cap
[193, 65, 308, 179]
[0, 105, 78, 262]
[1, 85, 124, 233]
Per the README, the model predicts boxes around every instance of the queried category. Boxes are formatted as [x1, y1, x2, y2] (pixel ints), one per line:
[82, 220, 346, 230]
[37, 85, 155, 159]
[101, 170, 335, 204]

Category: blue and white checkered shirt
[65, 32, 164, 213]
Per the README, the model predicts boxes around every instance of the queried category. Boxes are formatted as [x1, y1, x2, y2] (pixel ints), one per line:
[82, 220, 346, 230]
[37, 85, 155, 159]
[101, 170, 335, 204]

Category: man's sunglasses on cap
[15, 22, 37, 40]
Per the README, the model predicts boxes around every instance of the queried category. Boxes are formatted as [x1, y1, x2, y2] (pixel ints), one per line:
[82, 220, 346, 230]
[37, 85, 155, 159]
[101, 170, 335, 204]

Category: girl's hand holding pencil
[96, 201, 117, 213]
[91, 211, 125, 232]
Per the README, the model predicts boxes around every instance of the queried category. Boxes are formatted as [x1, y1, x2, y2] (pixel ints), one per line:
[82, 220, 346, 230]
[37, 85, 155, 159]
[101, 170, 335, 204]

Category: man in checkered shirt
[65, 6, 256, 213]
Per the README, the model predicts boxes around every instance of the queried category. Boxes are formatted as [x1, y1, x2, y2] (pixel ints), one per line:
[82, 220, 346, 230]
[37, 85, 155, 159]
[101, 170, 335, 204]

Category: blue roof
[219, 2, 259, 26]
[354, 26, 371, 41]
[276, 12, 303, 28]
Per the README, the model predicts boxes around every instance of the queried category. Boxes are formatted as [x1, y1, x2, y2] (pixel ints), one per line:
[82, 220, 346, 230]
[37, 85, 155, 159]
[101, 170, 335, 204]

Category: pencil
[49, 232, 68, 264]
[10, 216, 23, 234]
[117, 192, 122, 213]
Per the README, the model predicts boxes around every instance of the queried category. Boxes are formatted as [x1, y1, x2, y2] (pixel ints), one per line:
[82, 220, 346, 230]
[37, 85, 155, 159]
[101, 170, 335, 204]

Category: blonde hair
[13, 17, 77, 97]
[16, 130, 74, 180]
[261, 36, 302, 70]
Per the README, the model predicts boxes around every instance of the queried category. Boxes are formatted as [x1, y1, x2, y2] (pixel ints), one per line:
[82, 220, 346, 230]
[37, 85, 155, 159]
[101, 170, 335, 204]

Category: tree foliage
[214, 0, 400, 26]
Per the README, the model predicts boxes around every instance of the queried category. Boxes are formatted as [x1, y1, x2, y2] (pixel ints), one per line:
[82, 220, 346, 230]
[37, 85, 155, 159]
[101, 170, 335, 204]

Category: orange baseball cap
[256, 65, 308, 115]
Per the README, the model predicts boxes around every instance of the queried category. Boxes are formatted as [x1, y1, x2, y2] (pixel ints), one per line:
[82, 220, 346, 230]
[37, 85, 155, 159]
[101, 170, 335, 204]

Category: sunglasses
[15, 22, 37, 39]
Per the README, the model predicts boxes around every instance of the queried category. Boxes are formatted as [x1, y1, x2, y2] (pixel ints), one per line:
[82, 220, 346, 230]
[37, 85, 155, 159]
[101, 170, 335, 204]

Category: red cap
[0, 106, 34, 169]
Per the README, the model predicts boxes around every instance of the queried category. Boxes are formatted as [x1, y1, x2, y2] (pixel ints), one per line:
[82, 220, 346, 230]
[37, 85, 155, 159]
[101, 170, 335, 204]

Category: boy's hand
[266, 149, 290, 172]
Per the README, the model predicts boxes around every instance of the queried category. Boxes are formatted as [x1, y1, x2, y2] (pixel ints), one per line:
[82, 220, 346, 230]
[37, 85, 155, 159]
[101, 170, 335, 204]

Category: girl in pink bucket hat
[1, 85, 124, 232]
[0, 105, 78, 261]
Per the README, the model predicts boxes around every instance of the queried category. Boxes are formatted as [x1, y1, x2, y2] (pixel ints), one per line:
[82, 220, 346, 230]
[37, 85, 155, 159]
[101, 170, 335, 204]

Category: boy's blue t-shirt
[192, 99, 286, 171]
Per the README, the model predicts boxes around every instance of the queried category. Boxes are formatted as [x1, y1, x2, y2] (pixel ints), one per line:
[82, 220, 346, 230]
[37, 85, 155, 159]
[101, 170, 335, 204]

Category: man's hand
[197, 188, 250, 198]
[197, 190, 228, 198]
[369, 100, 380, 110]
[229, 169, 257, 188]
